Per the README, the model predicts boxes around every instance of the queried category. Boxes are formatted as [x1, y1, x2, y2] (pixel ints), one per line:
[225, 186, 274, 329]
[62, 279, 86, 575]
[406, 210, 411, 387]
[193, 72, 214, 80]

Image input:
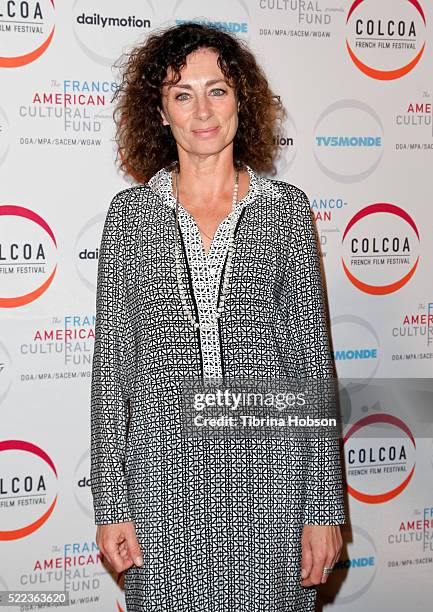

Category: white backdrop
[1, 1, 432, 610]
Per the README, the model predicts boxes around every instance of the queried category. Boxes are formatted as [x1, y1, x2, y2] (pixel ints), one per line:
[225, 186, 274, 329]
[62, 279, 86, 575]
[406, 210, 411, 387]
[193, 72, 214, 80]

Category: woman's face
[159, 47, 239, 160]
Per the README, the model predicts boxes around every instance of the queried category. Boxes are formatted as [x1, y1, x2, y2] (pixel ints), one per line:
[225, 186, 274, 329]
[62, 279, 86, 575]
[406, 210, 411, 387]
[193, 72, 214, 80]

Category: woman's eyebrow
[168, 78, 226, 90]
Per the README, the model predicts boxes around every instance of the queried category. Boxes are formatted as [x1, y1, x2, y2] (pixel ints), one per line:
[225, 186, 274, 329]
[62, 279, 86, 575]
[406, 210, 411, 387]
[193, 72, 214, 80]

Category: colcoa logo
[341, 203, 420, 295]
[0, 440, 58, 540]
[344, 414, 416, 504]
[346, 0, 426, 80]
[0, 0, 56, 68]
[0, 205, 57, 307]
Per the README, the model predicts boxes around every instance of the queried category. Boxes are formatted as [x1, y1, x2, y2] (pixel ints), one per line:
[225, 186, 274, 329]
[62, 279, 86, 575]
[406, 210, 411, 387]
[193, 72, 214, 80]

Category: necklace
[173, 163, 240, 331]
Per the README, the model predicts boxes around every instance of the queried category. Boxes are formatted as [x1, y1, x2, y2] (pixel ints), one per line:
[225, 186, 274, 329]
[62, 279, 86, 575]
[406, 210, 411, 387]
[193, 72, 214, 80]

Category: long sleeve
[285, 185, 346, 525]
[90, 191, 133, 525]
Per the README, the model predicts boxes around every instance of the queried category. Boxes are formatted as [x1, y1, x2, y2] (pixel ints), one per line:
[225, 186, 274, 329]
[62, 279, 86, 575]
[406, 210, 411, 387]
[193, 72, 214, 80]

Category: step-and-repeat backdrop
[1, 1, 432, 610]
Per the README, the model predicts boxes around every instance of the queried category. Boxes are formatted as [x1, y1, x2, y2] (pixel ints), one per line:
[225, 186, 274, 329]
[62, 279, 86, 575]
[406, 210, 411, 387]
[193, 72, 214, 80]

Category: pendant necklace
[173, 163, 240, 331]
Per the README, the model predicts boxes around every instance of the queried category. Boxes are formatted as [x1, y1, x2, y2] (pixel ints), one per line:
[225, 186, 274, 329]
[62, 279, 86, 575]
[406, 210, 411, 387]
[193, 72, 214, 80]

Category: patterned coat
[90, 165, 346, 612]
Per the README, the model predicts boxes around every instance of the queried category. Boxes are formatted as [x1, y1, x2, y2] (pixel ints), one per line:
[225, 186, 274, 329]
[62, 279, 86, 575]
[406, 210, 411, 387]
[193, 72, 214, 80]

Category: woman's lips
[192, 126, 219, 136]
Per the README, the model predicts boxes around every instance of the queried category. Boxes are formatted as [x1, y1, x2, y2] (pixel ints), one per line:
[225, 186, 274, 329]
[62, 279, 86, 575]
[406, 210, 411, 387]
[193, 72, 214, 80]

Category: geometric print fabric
[90, 164, 346, 611]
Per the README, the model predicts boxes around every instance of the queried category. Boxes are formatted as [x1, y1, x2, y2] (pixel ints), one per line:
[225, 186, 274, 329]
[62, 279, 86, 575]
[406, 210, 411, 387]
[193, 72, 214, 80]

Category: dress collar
[146, 163, 264, 210]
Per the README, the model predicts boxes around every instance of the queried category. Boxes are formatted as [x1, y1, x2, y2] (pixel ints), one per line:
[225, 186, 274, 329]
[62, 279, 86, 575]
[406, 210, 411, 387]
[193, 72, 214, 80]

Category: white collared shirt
[147, 164, 260, 379]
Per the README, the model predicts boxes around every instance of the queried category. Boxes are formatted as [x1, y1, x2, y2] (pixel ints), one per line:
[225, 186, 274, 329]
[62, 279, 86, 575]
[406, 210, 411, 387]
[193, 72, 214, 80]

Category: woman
[90, 22, 346, 612]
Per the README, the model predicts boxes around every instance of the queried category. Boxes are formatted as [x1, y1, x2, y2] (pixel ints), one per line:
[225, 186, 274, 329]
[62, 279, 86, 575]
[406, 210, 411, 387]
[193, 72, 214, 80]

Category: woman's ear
[158, 106, 169, 126]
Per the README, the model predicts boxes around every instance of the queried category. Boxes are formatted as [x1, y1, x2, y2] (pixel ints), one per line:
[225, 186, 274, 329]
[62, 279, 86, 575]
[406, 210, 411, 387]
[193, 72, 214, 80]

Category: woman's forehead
[164, 48, 223, 80]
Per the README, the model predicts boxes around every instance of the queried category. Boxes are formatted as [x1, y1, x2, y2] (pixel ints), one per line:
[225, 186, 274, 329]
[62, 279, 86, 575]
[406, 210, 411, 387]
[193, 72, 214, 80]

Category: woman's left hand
[300, 524, 343, 586]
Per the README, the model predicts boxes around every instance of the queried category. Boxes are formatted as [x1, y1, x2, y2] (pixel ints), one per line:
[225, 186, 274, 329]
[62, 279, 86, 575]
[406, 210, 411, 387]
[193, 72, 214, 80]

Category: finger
[105, 540, 133, 573]
[303, 544, 327, 586]
[125, 532, 144, 567]
[326, 529, 342, 575]
[301, 527, 342, 587]
[119, 546, 130, 559]
[328, 541, 342, 577]
[300, 535, 313, 582]
[319, 528, 340, 584]
[320, 552, 336, 584]
[334, 530, 343, 563]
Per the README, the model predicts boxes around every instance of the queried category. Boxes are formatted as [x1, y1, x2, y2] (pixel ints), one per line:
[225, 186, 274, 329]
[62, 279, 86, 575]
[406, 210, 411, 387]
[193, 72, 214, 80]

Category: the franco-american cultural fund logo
[0, 440, 58, 540]
[346, 0, 426, 80]
[0, 0, 56, 67]
[341, 203, 420, 295]
[0, 205, 58, 307]
[344, 414, 416, 504]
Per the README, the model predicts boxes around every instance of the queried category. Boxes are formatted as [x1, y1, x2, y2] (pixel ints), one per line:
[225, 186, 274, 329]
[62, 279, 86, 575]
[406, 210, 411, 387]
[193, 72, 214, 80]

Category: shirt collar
[146, 163, 263, 211]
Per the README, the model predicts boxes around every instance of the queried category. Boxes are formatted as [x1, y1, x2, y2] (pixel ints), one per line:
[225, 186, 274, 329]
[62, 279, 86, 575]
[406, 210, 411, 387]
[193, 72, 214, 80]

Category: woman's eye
[175, 89, 226, 101]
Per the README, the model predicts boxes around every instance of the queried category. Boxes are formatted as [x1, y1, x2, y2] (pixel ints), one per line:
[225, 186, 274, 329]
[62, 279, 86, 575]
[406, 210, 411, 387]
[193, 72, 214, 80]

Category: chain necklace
[173, 163, 240, 331]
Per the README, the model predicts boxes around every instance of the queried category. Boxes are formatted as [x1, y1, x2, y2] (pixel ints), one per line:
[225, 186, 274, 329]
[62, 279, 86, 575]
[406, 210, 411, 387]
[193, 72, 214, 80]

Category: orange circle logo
[0, 1, 56, 68]
[0, 205, 58, 308]
[341, 203, 420, 295]
[346, 0, 426, 80]
[0, 440, 58, 540]
[344, 414, 416, 504]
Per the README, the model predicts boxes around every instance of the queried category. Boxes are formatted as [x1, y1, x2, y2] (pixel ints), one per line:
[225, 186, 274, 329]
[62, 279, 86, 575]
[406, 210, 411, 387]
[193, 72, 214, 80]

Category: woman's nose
[194, 94, 212, 120]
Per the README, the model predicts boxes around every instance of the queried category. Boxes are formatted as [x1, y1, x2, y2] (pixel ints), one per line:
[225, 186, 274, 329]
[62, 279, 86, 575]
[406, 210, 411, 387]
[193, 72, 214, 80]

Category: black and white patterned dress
[90, 164, 346, 612]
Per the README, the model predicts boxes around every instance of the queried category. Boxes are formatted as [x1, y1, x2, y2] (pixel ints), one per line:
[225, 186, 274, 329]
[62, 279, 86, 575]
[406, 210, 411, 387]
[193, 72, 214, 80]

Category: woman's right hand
[96, 521, 144, 573]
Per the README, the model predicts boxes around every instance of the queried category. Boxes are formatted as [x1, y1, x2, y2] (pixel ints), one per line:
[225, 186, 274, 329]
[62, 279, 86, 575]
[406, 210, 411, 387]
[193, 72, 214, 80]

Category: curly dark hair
[111, 22, 286, 183]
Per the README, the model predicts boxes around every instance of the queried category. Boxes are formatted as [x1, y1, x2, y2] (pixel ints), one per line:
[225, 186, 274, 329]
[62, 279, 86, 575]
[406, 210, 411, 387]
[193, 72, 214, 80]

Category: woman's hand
[96, 521, 144, 573]
[300, 524, 343, 586]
